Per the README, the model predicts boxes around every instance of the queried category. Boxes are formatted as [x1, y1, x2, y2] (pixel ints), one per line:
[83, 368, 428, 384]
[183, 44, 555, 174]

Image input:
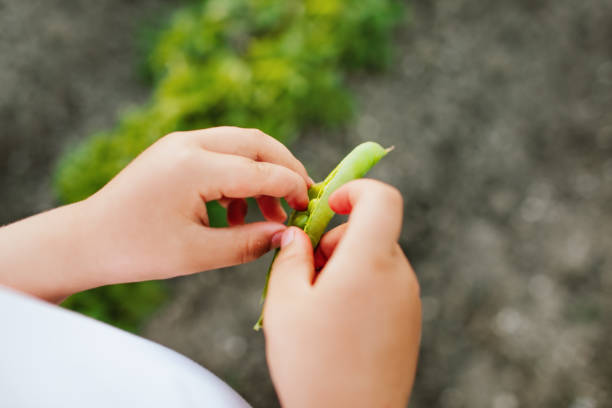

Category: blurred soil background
[1, 0, 611, 407]
[0, 0, 182, 222]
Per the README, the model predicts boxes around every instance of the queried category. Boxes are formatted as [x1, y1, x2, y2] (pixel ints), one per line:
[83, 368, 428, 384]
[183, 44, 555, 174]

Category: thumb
[268, 227, 315, 296]
[200, 222, 286, 269]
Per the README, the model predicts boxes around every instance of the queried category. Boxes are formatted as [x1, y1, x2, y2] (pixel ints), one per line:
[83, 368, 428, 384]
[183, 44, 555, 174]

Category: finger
[267, 227, 315, 298]
[256, 196, 287, 223]
[314, 223, 348, 269]
[202, 151, 309, 210]
[328, 179, 403, 253]
[227, 198, 248, 226]
[194, 222, 286, 269]
[181, 127, 313, 186]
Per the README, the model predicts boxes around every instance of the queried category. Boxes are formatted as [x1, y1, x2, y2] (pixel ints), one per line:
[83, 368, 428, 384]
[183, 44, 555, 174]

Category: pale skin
[0, 127, 421, 407]
[265, 179, 421, 408]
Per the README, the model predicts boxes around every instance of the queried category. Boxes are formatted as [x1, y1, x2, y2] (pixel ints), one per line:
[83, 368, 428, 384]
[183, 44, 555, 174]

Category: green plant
[61, 281, 167, 333]
[254, 141, 391, 330]
[55, 0, 404, 329]
[55, 0, 403, 203]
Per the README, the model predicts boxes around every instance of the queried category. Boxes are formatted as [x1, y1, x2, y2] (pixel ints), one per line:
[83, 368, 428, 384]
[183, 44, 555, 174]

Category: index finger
[201, 152, 309, 209]
[178, 127, 312, 186]
[327, 179, 403, 255]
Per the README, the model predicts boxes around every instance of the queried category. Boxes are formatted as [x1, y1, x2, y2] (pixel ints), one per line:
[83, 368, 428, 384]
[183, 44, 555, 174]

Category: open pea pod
[253, 141, 392, 330]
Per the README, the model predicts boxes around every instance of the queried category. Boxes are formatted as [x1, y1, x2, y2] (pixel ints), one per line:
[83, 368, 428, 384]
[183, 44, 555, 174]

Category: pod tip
[253, 318, 263, 331]
[385, 146, 395, 154]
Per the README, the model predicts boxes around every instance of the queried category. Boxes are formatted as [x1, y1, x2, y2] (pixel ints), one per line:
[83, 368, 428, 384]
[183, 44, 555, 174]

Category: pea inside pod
[253, 141, 391, 330]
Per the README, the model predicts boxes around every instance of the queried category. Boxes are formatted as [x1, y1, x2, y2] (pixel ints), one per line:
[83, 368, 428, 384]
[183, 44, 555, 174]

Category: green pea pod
[253, 141, 392, 330]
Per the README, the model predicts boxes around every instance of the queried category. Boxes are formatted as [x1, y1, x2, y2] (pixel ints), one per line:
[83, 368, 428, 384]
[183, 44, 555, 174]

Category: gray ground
[0, 0, 180, 221]
[1, 1, 611, 407]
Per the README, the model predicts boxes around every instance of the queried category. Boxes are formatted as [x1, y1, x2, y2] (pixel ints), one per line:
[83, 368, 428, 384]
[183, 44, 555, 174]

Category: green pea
[307, 182, 323, 200]
[292, 213, 309, 229]
[253, 141, 391, 330]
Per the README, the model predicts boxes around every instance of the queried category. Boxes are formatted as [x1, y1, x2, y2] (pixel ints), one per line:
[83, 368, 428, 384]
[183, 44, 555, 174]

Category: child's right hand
[263, 179, 421, 408]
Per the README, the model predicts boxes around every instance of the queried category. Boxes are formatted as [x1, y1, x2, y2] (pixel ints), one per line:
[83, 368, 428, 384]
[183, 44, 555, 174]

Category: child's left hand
[0, 127, 311, 301]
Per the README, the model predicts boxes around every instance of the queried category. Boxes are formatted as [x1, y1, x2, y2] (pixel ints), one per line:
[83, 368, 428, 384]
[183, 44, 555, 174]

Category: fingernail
[271, 230, 284, 249]
[307, 176, 315, 186]
[281, 228, 295, 248]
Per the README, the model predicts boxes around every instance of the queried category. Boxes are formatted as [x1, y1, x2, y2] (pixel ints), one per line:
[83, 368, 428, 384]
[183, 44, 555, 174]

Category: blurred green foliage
[56, 0, 404, 330]
[61, 281, 167, 332]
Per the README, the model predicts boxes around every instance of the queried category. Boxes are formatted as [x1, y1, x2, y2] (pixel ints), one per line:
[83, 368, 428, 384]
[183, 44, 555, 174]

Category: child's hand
[0, 127, 311, 301]
[263, 179, 421, 408]
[85, 127, 311, 285]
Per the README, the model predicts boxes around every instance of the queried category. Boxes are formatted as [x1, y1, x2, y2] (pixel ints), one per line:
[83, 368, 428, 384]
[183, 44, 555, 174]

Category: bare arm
[0, 127, 312, 302]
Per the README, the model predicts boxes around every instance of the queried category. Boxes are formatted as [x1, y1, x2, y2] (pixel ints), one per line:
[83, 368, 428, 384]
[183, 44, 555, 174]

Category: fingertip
[280, 227, 295, 248]
[276, 208, 288, 223]
[257, 196, 287, 223]
[282, 226, 311, 249]
[314, 246, 327, 270]
[227, 199, 248, 225]
[271, 229, 284, 249]
[288, 193, 309, 212]
[276, 226, 314, 264]
[269, 226, 315, 292]
[318, 223, 348, 260]
[298, 182, 311, 210]
[272, 201, 288, 223]
[329, 179, 386, 214]
[328, 187, 352, 214]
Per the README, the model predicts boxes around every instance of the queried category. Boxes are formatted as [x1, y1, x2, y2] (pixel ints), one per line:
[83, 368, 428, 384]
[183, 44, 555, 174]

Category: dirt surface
[0, 0, 179, 222]
[2, 1, 611, 407]
[145, 1, 612, 407]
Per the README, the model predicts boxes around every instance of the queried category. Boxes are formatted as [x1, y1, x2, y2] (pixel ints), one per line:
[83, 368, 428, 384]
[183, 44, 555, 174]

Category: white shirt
[0, 286, 252, 408]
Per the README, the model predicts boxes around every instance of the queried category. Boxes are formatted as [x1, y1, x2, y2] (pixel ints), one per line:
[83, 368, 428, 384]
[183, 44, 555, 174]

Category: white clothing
[0, 286, 251, 408]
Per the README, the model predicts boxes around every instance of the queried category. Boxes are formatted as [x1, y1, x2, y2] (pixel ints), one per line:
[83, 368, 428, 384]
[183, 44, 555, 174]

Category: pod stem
[253, 249, 278, 330]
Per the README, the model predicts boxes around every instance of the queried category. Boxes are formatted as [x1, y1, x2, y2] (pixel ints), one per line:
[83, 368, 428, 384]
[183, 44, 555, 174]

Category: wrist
[0, 200, 102, 302]
[59, 199, 111, 295]
[279, 391, 406, 408]
[273, 366, 410, 408]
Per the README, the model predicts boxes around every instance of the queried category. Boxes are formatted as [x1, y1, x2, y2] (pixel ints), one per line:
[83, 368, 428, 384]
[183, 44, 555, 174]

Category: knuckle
[378, 184, 403, 209]
[222, 162, 251, 196]
[167, 130, 183, 139]
[173, 147, 198, 169]
[253, 161, 273, 179]
[406, 269, 421, 299]
[208, 125, 239, 138]
[397, 252, 420, 298]
[277, 251, 302, 268]
[384, 185, 403, 205]
[370, 247, 396, 270]
[161, 131, 185, 145]
[248, 128, 268, 142]
[212, 125, 237, 133]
